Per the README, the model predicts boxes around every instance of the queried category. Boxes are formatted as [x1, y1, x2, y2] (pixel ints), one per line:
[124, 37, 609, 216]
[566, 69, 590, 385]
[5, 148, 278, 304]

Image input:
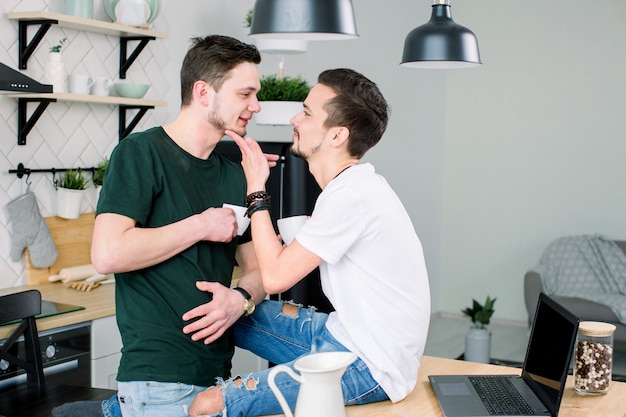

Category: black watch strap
[233, 287, 255, 316]
[233, 286, 252, 301]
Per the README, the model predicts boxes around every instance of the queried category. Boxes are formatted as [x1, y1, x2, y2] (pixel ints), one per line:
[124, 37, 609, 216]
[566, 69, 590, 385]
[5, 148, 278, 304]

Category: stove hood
[0, 62, 52, 93]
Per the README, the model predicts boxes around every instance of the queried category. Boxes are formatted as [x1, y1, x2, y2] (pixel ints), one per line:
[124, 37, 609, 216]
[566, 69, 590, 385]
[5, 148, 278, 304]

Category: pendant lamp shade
[249, 0, 358, 41]
[401, 1, 481, 69]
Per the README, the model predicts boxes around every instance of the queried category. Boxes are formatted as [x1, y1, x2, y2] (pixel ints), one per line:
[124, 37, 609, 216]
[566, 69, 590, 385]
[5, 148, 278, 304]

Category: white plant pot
[44, 52, 67, 93]
[464, 326, 491, 363]
[57, 187, 85, 219]
[255, 101, 302, 126]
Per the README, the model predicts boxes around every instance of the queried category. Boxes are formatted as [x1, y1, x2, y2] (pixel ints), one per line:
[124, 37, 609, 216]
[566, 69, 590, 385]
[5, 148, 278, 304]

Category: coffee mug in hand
[68, 73, 95, 95]
[223, 203, 250, 236]
[277, 215, 307, 245]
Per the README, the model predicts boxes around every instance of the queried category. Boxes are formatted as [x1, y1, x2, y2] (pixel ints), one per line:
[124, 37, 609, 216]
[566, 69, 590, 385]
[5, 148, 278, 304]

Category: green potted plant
[462, 295, 496, 363]
[57, 168, 87, 219]
[244, 8, 308, 54]
[92, 158, 108, 188]
[256, 74, 311, 125]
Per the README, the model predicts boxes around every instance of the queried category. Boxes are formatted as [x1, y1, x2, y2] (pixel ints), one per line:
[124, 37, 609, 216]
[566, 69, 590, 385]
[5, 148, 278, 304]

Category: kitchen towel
[5, 191, 58, 268]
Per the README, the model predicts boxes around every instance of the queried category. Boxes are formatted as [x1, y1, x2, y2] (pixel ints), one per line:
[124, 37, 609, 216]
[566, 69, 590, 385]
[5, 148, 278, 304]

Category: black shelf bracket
[119, 105, 153, 140]
[18, 19, 57, 69]
[18, 97, 56, 145]
[120, 36, 155, 79]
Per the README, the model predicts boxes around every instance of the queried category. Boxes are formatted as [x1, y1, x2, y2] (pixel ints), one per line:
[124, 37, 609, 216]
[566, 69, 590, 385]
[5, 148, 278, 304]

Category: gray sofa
[524, 240, 626, 345]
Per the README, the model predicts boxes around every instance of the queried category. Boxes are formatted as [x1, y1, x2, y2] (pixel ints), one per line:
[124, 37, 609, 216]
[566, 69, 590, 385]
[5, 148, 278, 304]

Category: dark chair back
[0, 289, 45, 387]
[1, 290, 117, 417]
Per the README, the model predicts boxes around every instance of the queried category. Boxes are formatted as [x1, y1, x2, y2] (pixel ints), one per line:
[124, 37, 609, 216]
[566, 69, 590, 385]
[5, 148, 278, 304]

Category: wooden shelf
[6, 11, 167, 39]
[7, 92, 166, 107]
[7, 11, 167, 78]
[8, 93, 167, 145]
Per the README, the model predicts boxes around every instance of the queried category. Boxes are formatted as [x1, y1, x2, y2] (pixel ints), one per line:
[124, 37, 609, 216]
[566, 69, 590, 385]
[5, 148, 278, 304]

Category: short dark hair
[318, 68, 390, 158]
[180, 35, 261, 106]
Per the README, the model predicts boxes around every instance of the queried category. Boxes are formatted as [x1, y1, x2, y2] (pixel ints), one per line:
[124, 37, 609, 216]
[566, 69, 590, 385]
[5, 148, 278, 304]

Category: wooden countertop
[268, 356, 626, 417]
[0, 282, 115, 340]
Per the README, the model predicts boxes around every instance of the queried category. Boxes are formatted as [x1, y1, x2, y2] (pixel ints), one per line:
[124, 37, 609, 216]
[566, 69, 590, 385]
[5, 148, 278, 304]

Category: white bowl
[113, 83, 149, 99]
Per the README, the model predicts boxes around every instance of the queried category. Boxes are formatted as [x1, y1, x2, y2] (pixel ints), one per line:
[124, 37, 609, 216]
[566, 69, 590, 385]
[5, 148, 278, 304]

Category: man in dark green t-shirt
[88, 35, 274, 417]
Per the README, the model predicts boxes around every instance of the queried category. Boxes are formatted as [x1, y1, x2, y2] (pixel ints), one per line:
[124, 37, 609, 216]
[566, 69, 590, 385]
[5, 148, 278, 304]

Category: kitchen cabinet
[91, 315, 122, 390]
[6, 11, 168, 144]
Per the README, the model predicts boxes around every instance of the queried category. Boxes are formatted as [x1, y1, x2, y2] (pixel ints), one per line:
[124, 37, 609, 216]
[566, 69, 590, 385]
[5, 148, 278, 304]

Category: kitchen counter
[0, 282, 115, 340]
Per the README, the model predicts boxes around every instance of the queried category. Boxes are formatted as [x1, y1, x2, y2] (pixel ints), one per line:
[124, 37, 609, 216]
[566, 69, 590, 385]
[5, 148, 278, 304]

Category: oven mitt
[5, 191, 58, 268]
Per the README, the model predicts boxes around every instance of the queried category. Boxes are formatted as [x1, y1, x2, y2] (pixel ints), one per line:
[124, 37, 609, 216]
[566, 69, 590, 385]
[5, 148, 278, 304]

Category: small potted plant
[462, 295, 496, 363]
[56, 168, 87, 219]
[256, 74, 311, 125]
[92, 158, 108, 188]
[44, 37, 68, 92]
[244, 8, 308, 54]
[91, 158, 108, 207]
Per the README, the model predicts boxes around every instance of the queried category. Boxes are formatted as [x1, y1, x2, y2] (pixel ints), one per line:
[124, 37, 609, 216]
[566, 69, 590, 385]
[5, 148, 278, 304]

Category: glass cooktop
[0, 300, 84, 326]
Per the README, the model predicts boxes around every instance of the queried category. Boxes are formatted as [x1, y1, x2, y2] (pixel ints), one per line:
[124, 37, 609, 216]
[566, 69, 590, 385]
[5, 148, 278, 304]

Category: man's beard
[207, 102, 246, 137]
[290, 140, 321, 160]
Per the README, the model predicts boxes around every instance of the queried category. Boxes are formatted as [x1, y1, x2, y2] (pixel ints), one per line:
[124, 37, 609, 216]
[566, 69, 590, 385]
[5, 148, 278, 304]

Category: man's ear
[331, 126, 350, 148]
[193, 80, 214, 105]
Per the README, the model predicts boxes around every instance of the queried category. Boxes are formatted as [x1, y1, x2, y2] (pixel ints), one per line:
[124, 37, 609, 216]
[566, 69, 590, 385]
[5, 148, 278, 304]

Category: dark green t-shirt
[96, 127, 248, 386]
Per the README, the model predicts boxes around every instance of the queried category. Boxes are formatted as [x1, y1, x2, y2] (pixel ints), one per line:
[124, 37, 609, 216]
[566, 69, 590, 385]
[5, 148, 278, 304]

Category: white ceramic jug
[268, 351, 357, 417]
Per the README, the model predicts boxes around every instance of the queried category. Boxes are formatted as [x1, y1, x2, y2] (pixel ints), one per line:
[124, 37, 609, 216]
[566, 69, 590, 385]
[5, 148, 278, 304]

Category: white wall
[440, 0, 626, 320]
[1, 1, 624, 325]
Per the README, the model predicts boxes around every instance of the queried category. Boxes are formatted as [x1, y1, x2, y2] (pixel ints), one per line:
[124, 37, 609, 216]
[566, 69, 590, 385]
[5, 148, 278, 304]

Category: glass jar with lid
[573, 321, 616, 395]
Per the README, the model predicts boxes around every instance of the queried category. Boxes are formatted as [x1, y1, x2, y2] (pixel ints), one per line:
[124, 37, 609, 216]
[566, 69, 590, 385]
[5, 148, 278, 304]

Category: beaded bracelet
[246, 191, 269, 207]
[245, 200, 272, 217]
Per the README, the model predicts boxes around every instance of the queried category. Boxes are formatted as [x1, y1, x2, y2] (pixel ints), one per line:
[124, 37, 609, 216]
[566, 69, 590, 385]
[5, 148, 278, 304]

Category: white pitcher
[268, 351, 357, 417]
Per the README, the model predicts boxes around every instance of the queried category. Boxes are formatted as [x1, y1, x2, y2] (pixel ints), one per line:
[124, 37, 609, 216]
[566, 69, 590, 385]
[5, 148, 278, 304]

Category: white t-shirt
[296, 163, 430, 402]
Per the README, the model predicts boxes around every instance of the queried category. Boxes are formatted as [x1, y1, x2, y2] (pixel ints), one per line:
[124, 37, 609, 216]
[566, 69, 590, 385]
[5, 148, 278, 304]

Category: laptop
[429, 293, 579, 417]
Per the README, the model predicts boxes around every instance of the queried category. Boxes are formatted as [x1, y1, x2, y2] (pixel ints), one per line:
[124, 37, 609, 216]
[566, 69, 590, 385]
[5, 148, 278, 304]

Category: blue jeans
[210, 300, 388, 417]
[103, 300, 387, 417]
[102, 382, 208, 417]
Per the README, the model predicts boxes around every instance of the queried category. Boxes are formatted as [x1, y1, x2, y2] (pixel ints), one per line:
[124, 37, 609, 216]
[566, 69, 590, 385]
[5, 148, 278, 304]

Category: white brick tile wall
[0, 0, 171, 287]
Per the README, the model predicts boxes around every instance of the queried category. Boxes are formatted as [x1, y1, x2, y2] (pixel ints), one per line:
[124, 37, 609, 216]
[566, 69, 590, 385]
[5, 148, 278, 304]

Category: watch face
[245, 299, 256, 316]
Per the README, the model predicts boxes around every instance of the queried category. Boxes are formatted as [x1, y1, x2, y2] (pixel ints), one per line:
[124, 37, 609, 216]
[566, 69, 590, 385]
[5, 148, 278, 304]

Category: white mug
[277, 215, 307, 245]
[92, 77, 113, 96]
[68, 74, 95, 95]
[223, 203, 250, 236]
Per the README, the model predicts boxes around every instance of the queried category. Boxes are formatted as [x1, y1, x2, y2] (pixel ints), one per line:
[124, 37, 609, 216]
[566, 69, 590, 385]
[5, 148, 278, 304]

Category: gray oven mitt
[5, 191, 58, 268]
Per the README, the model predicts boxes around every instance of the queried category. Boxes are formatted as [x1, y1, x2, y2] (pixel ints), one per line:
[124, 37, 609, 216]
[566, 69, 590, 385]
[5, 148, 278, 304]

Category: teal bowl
[113, 83, 149, 99]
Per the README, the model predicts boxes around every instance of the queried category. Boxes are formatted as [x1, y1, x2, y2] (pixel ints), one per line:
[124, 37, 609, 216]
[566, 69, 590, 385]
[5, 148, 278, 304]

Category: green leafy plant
[58, 169, 87, 190]
[92, 158, 109, 187]
[258, 74, 311, 102]
[462, 295, 497, 328]
[49, 37, 67, 53]
[244, 8, 253, 29]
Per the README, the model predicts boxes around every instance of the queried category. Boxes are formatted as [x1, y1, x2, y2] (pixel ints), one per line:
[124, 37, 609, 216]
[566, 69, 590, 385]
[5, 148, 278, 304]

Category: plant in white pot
[462, 295, 497, 363]
[56, 168, 87, 219]
[256, 74, 311, 126]
[44, 37, 68, 92]
[92, 158, 108, 207]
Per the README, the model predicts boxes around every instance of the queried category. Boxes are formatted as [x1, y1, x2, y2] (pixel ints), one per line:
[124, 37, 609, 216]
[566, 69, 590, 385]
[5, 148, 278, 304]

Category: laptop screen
[521, 293, 579, 416]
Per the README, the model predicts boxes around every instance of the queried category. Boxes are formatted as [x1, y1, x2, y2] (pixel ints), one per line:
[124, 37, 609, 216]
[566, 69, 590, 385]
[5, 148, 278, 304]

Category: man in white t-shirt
[185, 68, 430, 417]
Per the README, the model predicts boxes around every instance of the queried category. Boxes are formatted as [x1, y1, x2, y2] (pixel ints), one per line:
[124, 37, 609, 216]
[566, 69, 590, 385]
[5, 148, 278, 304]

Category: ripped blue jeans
[102, 300, 387, 417]
[203, 300, 388, 417]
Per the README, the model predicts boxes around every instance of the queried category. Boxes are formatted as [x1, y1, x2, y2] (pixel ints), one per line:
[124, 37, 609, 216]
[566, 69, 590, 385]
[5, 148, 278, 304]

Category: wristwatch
[233, 287, 255, 317]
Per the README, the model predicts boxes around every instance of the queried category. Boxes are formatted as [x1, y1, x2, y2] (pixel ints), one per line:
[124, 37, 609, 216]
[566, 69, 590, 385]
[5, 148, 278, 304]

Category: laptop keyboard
[469, 376, 535, 415]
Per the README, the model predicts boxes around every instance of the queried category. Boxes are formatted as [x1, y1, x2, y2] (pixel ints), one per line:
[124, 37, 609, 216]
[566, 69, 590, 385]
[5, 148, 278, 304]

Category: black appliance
[0, 322, 92, 391]
[216, 140, 333, 313]
[0, 62, 53, 93]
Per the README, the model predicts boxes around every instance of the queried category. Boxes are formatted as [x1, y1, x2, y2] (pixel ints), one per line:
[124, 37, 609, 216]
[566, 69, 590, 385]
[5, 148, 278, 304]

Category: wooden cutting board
[25, 212, 96, 285]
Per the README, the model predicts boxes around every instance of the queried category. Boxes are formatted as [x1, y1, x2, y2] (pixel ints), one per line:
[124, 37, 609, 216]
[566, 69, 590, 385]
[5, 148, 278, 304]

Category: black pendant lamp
[401, 0, 481, 69]
[249, 0, 358, 41]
